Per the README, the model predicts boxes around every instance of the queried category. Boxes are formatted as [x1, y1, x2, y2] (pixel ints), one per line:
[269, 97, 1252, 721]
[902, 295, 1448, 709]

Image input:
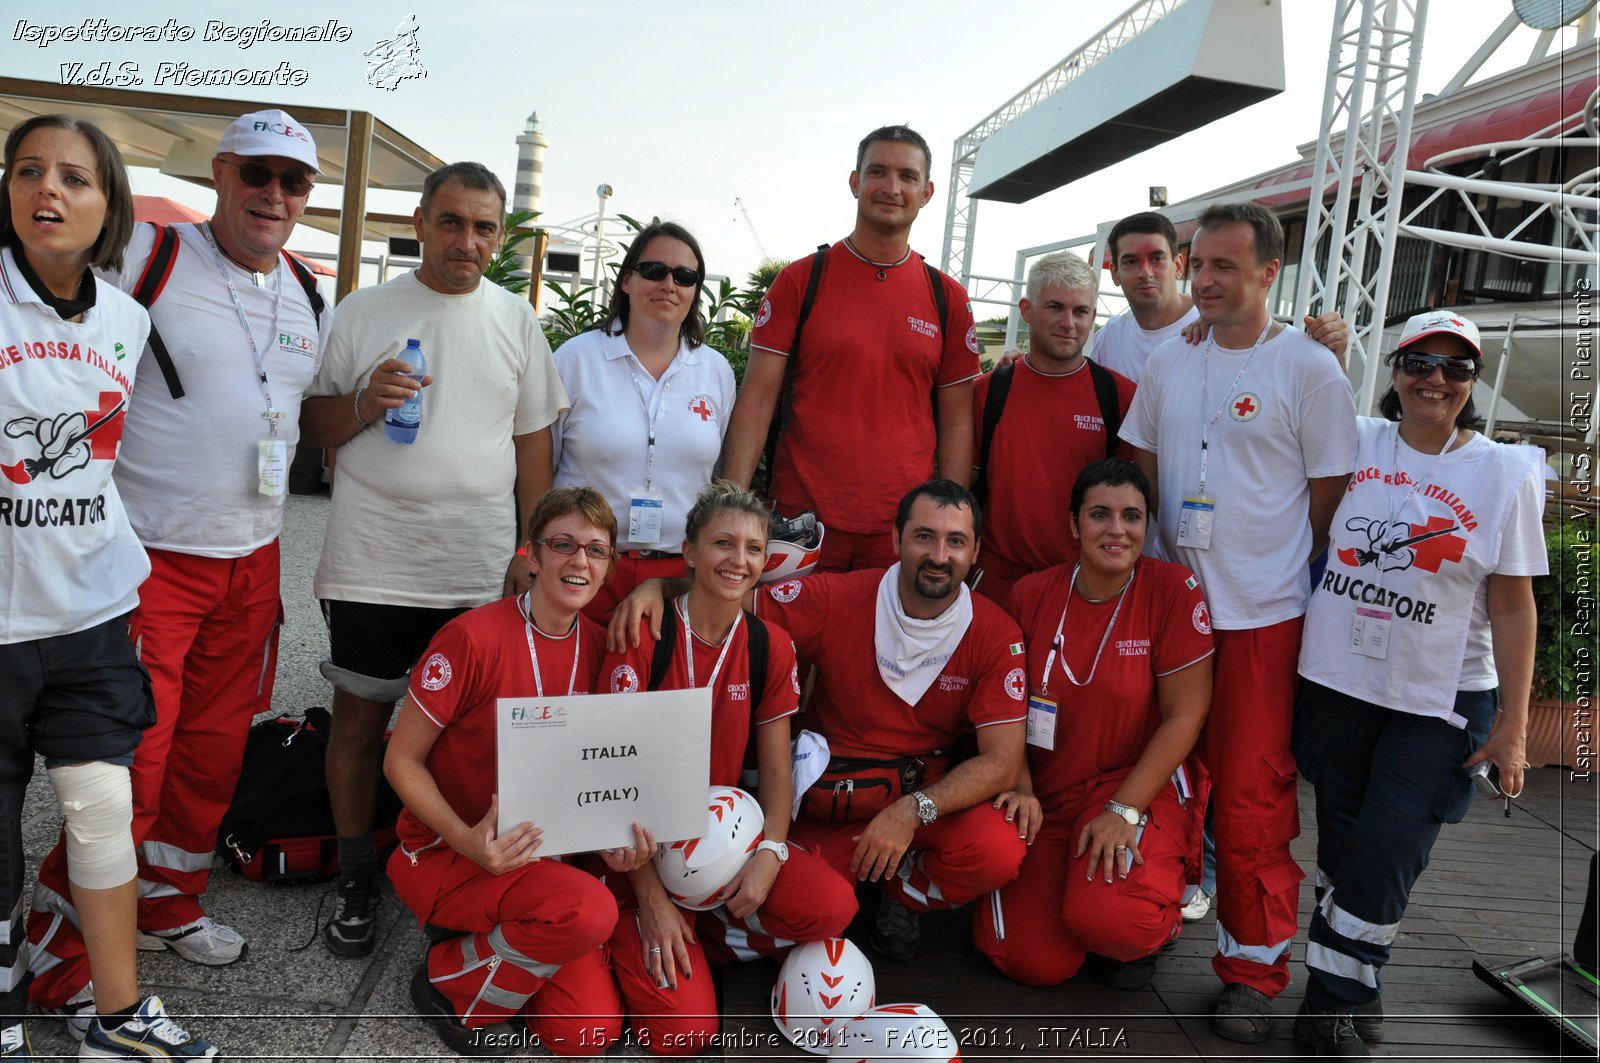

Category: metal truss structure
[1290, 0, 1430, 413]
[939, 0, 1183, 284]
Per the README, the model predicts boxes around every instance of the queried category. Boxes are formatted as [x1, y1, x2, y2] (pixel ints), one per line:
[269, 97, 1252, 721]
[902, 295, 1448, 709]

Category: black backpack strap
[647, 612, 679, 692]
[130, 224, 185, 400]
[924, 261, 950, 335]
[280, 250, 326, 327]
[1088, 360, 1123, 459]
[762, 244, 830, 494]
[744, 610, 769, 716]
[971, 362, 1015, 507]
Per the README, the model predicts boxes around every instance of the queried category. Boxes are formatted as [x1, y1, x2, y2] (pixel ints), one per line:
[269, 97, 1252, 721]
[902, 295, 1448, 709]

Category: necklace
[844, 236, 911, 281]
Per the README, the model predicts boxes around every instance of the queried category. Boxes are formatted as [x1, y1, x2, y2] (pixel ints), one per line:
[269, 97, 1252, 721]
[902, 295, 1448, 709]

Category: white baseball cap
[216, 109, 321, 174]
[1397, 310, 1481, 358]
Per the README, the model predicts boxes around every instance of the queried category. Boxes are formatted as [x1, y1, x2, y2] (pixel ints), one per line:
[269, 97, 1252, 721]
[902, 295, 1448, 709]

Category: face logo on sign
[1230, 392, 1262, 422]
[688, 395, 716, 423]
[1192, 602, 1212, 635]
[770, 579, 803, 603]
[1004, 667, 1027, 701]
[419, 653, 452, 690]
[610, 664, 639, 694]
[755, 298, 773, 329]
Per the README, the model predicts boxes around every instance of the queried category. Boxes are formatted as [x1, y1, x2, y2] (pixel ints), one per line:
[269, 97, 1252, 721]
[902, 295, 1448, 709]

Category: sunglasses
[634, 260, 701, 287]
[536, 536, 616, 560]
[217, 158, 314, 197]
[1398, 353, 1479, 383]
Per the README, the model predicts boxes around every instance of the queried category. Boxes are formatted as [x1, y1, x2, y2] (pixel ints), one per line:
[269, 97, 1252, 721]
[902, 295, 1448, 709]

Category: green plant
[1532, 516, 1595, 702]
[484, 209, 540, 295]
[541, 279, 608, 350]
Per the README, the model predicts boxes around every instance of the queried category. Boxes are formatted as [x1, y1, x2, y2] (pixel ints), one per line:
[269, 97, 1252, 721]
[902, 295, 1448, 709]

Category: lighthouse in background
[514, 112, 546, 217]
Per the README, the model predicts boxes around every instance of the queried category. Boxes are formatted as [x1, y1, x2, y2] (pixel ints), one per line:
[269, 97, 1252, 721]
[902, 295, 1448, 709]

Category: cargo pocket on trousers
[1247, 748, 1302, 851]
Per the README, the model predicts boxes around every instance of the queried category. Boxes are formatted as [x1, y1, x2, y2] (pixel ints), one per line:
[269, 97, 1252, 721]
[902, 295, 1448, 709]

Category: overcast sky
[1, 0, 1584, 300]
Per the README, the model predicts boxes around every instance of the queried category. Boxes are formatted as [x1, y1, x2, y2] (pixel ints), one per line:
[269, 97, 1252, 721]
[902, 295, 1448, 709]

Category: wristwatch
[756, 840, 789, 864]
[910, 791, 939, 826]
[1105, 799, 1147, 827]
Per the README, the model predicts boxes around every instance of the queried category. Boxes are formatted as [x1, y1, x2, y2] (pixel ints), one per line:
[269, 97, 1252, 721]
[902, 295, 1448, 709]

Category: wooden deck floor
[719, 769, 1598, 1061]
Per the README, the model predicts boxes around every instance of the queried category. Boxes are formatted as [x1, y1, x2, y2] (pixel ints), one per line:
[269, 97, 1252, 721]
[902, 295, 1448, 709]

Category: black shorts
[0, 612, 152, 767]
[321, 599, 469, 685]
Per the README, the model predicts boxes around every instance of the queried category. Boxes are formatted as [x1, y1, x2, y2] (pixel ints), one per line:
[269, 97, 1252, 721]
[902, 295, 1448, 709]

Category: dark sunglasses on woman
[1398, 352, 1478, 383]
[216, 158, 314, 197]
[634, 260, 701, 288]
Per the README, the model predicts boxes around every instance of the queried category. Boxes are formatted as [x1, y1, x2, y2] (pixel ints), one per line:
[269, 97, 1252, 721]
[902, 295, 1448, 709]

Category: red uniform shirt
[600, 600, 800, 788]
[752, 244, 980, 534]
[758, 570, 1027, 761]
[971, 358, 1137, 573]
[1005, 558, 1213, 812]
[401, 597, 606, 845]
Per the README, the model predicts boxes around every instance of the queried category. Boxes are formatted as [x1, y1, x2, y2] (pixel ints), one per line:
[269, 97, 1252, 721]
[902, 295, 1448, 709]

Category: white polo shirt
[551, 327, 736, 553]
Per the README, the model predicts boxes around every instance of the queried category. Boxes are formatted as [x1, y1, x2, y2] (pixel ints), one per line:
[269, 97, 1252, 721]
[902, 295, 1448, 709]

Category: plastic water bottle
[385, 338, 426, 445]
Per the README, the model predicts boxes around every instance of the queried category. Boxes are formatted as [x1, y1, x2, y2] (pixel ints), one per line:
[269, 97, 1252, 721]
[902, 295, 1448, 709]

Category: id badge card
[257, 438, 287, 497]
[1350, 606, 1393, 660]
[627, 487, 664, 545]
[1176, 494, 1216, 550]
[1026, 693, 1058, 750]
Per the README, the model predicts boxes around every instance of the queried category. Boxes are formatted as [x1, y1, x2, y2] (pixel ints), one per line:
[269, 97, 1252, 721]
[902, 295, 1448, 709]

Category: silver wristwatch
[910, 790, 938, 826]
[1105, 799, 1146, 826]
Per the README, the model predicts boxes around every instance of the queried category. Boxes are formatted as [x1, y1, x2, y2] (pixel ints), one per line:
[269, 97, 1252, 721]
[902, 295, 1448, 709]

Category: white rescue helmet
[828, 1003, 961, 1062]
[654, 786, 763, 910]
[771, 938, 876, 1054]
[761, 511, 825, 584]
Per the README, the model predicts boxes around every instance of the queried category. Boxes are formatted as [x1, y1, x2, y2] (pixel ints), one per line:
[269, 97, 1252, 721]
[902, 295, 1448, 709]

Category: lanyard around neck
[677, 594, 739, 690]
[1197, 317, 1274, 492]
[1038, 564, 1134, 694]
[521, 592, 580, 697]
[202, 223, 283, 435]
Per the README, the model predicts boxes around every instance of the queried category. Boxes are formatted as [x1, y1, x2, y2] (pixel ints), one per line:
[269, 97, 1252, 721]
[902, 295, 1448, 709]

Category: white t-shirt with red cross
[1298, 418, 1548, 725]
[600, 599, 799, 788]
[756, 569, 1028, 762]
[0, 247, 151, 642]
[1005, 558, 1213, 813]
[401, 596, 605, 846]
[752, 243, 979, 534]
[1120, 326, 1358, 629]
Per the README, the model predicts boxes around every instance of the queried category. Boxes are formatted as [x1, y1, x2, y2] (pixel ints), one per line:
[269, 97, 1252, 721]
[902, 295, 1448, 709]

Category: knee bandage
[48, 761, 136, 890]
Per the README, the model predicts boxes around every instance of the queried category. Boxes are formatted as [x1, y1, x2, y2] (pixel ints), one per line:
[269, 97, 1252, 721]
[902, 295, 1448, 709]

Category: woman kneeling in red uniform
[600, 481, 858, 1056]
[974, 459, 1213, 988]
[384, 488, 657, 1057]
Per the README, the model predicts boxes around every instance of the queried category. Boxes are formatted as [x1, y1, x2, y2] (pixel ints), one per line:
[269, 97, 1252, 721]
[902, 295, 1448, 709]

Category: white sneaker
[136, 916, 247, 965]
[1181, 886, 1213, 922]
[42, 982, 95, 1042]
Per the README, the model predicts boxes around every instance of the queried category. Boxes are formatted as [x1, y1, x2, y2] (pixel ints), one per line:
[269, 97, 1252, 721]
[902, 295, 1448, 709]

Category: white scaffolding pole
[1292, 0, 1429, 413]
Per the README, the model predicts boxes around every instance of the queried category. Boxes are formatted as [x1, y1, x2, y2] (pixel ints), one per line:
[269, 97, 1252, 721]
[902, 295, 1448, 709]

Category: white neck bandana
[873, 563, 974, 706]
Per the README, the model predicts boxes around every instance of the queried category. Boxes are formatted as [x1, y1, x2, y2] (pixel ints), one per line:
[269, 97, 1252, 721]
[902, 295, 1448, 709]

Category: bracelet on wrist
[353, 387, 374, 429]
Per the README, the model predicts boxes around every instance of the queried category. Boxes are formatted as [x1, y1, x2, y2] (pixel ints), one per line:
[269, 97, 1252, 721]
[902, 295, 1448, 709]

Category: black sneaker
[408, 960, 518, 1057]
[1353, 997, 1383, 1043]
[1100, 951, 1159, 990]
[1212, 982, 1274, 1044]
[1293, 1000, 1371, 1059]
[871, 892, 920, 961]
[323, 874, 379, 958]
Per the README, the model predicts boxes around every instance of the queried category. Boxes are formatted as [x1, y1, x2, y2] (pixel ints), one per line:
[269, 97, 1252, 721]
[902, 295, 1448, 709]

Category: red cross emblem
[1406, 516, 1468, 572]
[1231, 393, 1260, 421]
[418, 652, 452, 690]
[689, 396, 714, 422]
[82, 391, 126, 459]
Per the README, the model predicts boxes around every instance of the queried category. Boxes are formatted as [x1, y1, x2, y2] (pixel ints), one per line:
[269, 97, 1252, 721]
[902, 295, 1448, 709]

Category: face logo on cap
[252, 120, 312, 143]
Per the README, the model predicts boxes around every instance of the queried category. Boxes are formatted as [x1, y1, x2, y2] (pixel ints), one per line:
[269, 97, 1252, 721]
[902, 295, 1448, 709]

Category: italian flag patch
[1009, 642, 1024, 655]
[1185, 576, 1198, 590]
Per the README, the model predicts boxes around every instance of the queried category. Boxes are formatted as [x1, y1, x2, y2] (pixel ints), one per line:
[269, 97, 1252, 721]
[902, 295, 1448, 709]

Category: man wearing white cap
[26, 109, 332, 1027]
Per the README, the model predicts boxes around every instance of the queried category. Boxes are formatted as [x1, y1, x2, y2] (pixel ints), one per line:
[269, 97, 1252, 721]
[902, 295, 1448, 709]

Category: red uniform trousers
[814, 525, 898, 574]
[789, 803, 1026, 914]
[581, 554, 687, 626]
[1199, 618, 1306, 997]
[27, 542, 282, 1007]
[972, 780, 1188, 986]
[970, 551, 1037, 608]
[388, 843, 618, 1030]
[597, 843, 856, 1057]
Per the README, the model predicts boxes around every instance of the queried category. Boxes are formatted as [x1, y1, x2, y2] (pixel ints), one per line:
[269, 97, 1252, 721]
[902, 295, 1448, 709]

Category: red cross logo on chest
[82, 391, 125, 459]
[1234, 396, 1257, 418]
[689, 397, 714, 422]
